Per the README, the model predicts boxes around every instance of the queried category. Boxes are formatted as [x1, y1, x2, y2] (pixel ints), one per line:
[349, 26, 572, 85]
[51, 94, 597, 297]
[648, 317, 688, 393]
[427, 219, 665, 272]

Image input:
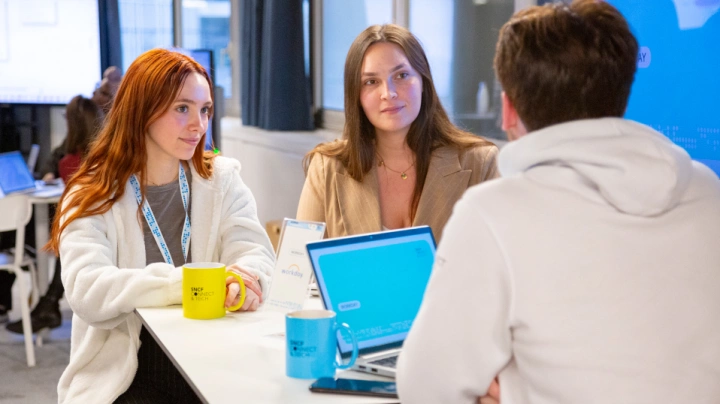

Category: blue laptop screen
[0, 151, 36, 195]
[308, 227, 436, 355]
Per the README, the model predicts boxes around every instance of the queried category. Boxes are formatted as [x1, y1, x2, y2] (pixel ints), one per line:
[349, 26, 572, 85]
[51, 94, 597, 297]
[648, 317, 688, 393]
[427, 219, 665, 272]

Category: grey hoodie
[398, 117, 720, 404]
[498, 118, 705, 216]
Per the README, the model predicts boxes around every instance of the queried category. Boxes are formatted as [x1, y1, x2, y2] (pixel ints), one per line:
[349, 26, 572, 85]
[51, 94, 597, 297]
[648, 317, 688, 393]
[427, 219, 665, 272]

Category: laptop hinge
[361, 348, 401, 360]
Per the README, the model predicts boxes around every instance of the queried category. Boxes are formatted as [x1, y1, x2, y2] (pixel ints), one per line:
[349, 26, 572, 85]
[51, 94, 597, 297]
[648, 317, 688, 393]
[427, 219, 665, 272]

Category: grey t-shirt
[142, 170, 192, 266]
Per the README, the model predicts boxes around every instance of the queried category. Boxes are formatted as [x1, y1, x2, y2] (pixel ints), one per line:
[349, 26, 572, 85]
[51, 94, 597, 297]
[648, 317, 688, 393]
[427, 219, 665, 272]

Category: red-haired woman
[49, 49, 275, 403]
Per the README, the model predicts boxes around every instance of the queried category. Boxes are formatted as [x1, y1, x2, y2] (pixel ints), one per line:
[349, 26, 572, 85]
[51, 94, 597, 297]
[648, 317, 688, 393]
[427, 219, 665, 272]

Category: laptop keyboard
[368, 355, 398, 369]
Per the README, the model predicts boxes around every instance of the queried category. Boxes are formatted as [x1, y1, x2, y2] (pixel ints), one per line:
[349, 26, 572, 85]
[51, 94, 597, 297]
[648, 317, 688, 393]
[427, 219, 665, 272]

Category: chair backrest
[0, 194, 32, 232]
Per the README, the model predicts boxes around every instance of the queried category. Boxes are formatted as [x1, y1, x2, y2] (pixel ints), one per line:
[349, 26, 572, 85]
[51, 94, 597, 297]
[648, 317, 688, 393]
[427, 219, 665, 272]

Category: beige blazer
[296, 144, 499, 243]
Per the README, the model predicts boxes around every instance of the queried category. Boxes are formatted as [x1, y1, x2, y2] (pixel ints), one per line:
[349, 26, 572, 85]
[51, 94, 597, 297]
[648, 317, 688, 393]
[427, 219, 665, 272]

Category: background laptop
[0, 151, 37, 197]
[306, 226, 436, 378]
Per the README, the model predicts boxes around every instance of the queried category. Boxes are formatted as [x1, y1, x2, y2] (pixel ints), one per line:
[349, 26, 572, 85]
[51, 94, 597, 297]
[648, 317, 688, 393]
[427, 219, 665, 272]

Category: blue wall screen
[608, 0, 720, 175]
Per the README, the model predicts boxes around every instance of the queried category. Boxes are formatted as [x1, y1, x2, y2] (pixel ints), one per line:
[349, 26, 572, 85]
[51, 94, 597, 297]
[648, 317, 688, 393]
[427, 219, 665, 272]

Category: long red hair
[47, 48, 215, 254]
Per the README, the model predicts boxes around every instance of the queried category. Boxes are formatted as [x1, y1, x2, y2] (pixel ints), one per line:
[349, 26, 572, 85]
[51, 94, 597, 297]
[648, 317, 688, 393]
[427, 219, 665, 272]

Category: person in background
[57, 96, 102, 181]
[8, 67, 122, 330]
[397, 1, 720, 403]
[41, 66, 121, 182]
[297, 24, 498, 243]
[0, 66, 122, 326]
[1, 69, 122, 324]
[91, 65, 122, 115]
[6, 95, 102, 334]
[49, 49, 275, 403]
[1, 75, 117, 324]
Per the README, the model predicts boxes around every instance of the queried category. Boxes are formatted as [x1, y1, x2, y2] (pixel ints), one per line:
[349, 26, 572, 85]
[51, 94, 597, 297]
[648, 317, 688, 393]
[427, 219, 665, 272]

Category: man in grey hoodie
[397, 1, 720, 403]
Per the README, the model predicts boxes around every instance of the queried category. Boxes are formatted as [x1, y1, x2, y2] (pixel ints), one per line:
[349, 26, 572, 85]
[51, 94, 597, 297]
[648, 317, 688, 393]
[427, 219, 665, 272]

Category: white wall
[220, 118, 339, 226]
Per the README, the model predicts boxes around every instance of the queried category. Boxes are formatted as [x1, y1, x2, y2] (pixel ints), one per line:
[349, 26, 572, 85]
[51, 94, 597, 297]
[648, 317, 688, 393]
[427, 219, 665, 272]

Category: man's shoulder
[686, 160, 720, 201]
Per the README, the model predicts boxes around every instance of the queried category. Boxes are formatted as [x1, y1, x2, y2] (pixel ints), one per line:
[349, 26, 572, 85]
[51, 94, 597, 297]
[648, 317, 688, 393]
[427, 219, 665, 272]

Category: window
[119, 0, 173, 73]
[409, 0, 454, 112]
[181, 0, 232, 99]
[410, 0, 514, 140]
[322, 0, 393, 111]
[316, 0, 518, 138]
[118, 0, 239, 116]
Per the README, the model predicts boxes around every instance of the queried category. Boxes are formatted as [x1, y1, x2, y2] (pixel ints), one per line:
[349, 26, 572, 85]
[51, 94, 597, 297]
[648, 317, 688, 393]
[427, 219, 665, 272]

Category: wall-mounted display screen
[608, 0, 720, 175]
[0, 0, 102, 105]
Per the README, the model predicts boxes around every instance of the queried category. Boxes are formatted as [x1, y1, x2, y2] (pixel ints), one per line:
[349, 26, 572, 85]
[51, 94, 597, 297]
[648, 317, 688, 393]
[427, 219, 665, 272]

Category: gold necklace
[376, 152, 415, 180]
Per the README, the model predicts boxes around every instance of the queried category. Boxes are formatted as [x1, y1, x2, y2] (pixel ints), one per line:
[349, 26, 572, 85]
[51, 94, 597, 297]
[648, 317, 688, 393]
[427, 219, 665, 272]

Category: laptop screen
[307, 226, 436, 357]
[0, 151, 36, 195]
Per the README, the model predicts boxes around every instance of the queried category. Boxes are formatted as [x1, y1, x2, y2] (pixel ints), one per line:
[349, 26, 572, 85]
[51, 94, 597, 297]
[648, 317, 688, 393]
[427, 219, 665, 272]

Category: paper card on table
[265, 219, 325, 313]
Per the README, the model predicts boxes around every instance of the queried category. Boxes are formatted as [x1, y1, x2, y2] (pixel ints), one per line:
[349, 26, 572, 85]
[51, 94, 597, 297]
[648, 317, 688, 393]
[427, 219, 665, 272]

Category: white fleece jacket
[397, 118, 720, 404]
[57, 156, 275, 404]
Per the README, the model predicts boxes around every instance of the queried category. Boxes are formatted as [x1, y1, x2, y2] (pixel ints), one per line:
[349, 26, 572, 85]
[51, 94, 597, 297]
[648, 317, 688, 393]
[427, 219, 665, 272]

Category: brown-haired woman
[50, 49, 275, 403]
[58, 95, 102, 181]
[297, 24, 499, 242]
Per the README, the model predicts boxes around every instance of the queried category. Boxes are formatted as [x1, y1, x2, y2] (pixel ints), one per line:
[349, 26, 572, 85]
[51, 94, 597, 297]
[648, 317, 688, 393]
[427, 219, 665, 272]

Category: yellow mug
[182, 262, 246, 319]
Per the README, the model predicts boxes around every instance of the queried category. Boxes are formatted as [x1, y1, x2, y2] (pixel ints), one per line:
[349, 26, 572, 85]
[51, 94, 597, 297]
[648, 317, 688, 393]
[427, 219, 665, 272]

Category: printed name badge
[265, 219, 326, 313]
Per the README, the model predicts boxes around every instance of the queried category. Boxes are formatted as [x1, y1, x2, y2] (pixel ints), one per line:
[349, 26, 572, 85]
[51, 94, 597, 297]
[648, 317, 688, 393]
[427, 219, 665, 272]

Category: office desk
[29, 186, 63, 294]
[136, 300, 399, 404]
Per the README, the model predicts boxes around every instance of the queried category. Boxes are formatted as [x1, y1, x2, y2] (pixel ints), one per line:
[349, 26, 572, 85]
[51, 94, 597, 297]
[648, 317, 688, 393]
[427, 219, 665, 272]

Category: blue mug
[285, 309, 358, 379]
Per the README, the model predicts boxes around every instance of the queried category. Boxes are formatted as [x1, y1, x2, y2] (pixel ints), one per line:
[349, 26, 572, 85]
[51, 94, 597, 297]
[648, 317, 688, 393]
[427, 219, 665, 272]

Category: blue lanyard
[129, 164, 191, 266]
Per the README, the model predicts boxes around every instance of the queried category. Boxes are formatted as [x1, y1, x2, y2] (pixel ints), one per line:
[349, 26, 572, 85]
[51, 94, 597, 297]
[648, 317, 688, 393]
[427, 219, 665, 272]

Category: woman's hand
[224, 264, 263, 312]
[478, 378, 500, 404]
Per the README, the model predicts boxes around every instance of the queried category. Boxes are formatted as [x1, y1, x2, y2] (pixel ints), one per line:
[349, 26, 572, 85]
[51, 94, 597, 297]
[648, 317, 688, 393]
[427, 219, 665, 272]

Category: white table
[29, 185, 63, 295]
[136, 300, 399, 404]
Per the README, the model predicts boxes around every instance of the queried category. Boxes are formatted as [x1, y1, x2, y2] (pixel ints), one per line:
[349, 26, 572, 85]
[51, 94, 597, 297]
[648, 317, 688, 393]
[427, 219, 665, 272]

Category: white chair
[0, 194, 39, 367]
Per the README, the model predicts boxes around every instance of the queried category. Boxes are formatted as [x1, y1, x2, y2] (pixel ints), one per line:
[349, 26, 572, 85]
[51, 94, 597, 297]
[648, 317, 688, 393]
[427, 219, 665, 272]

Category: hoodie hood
[498, 118, 693, 216]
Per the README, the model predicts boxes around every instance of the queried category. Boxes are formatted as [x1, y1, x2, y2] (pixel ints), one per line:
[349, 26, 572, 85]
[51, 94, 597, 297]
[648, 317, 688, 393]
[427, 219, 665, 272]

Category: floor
[0, 272, 71, 404]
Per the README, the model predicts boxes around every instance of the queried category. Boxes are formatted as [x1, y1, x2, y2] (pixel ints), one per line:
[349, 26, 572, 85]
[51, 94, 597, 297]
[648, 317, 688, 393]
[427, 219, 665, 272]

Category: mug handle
[334, 322, 359, 370]
[225, 271, 246, 311]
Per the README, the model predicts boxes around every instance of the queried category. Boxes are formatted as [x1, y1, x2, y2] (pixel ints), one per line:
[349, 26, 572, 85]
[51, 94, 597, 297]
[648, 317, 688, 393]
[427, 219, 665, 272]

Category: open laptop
[0, 151, 37, 197]
[306, 226, 436, 378]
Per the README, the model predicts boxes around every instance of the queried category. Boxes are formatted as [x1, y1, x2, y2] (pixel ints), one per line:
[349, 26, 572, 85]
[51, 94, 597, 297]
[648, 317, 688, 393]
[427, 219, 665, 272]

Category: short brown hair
[494, 0, 638, 132]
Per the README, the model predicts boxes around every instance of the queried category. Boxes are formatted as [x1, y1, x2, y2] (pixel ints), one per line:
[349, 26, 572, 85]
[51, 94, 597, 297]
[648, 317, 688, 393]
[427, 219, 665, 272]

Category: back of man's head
[494, 0, 638, 132]
[92, 66, 123, 114]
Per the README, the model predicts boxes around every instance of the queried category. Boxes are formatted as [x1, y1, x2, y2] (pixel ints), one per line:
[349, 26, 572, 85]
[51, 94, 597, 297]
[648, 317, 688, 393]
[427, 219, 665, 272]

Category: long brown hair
[305, 24, 492, 218]
[47, 48, 215, 253]
[64, 95, 102, 155]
